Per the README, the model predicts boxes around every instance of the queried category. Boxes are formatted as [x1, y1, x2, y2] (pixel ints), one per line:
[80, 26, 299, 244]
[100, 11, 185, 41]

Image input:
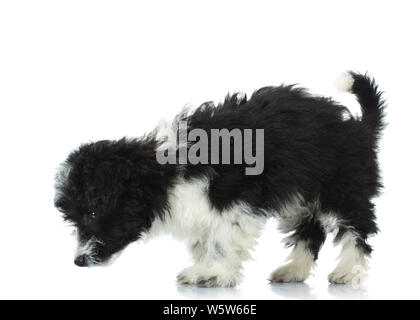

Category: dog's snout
[74, 255, 88, 267]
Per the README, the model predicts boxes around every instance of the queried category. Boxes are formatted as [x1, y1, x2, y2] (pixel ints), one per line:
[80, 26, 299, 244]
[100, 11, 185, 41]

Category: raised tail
[336, 71, 386, 139]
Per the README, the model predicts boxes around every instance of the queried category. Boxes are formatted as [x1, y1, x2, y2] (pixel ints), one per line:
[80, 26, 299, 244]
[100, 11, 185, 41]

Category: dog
[54, 71, 385, 287]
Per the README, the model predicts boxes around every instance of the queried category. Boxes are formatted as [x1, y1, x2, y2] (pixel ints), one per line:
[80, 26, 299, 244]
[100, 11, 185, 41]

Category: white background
[0, 0, 419, 300]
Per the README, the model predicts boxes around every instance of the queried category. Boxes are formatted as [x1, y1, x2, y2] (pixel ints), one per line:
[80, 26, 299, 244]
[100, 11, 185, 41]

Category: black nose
[74, 255, 88, 267]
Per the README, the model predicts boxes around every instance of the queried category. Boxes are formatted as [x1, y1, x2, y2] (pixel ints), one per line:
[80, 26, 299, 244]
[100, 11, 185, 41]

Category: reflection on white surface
[176, 282, 370, 300]
[328, 284, 368, 299]
[270, 283, 317, 300]
[177, 285, 239, 299]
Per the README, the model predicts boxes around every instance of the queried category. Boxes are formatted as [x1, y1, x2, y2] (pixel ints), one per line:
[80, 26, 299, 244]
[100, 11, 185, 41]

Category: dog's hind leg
[327, 203, 378, 285]
[270, 211, 327, 283]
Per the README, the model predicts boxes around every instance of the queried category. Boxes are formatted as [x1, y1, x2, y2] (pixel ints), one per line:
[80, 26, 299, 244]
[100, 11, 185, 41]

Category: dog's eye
[88, 212, 97, 220]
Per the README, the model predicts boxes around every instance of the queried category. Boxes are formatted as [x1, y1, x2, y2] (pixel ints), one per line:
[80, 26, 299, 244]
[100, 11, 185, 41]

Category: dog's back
[182, 73, 384, 214]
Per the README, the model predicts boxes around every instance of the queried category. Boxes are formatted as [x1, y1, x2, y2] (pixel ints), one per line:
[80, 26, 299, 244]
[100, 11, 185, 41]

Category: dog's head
[54, 138, 170, 267]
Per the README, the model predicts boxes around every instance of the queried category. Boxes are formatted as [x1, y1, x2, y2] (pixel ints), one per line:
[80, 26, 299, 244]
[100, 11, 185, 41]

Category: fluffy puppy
[54, 72, 385, 287]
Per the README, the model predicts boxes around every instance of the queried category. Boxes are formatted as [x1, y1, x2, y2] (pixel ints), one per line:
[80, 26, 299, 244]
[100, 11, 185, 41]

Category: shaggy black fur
[55, 72, 385, 265]
[55, 137, 177, 261]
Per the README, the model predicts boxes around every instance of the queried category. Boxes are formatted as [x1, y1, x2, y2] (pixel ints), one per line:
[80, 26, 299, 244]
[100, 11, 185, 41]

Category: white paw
[177, 265, 239, 287]
[328, 264, 367, 285]
[328, 269, 354, 285]
[269, 263, 310, 283]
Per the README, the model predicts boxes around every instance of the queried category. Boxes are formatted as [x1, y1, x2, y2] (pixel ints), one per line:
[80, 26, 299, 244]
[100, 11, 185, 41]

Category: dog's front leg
[176, 238, 243, 287]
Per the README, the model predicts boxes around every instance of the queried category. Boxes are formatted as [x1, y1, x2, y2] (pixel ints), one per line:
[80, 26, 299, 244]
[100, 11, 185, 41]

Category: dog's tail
[336, 71, 386, 138]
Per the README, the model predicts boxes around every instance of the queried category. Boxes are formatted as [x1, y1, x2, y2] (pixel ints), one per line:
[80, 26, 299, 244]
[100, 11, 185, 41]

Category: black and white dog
[54, 72, 385, 286]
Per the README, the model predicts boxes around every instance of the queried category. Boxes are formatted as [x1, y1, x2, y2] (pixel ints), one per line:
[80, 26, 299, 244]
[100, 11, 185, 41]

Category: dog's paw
[328, 270, 354, 285]
[328, 263, 368, 286]
[269, 263, 310, 283]
[196, 276, 220, 288]
[177, 265, 238, 287]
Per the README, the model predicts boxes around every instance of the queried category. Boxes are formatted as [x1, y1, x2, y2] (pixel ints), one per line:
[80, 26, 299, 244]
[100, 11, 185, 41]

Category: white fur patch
[150, 177, 265, 287]
[328, 232, 369, 285]
[269, 241, 314, 282]
[74, 231, 120, 267]
[341, 109, 353, 121]
[335, 72, 355, 93]
[318, 212, 340, 234]
[54, 161, 72, 203]
[75, 237, 100, 259]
